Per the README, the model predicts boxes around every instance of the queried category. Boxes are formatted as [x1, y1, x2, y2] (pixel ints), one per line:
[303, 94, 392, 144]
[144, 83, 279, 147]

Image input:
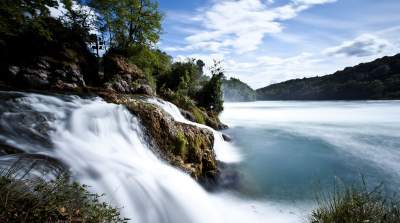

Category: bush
[310, 179, 400, 223]
[0, 168, 127, 223]
[196, 73, 224, 113]
[158, 59, 203, 95]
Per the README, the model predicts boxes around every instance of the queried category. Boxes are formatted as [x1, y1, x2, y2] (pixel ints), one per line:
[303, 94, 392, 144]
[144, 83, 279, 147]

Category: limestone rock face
[8, 57, 87, 90]
[100, 93, 218, 180]
[103, 54, 154, 96]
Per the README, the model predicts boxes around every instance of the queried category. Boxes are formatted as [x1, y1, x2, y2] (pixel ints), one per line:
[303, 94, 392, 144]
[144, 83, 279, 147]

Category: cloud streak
[325, 34, 392, 57]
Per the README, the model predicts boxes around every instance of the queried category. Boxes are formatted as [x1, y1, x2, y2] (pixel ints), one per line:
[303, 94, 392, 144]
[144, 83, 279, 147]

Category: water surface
[220, 101, 400, 201]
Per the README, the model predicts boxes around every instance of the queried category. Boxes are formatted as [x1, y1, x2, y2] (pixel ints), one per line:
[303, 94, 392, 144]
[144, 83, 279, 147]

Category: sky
[157, 0, 400, 89]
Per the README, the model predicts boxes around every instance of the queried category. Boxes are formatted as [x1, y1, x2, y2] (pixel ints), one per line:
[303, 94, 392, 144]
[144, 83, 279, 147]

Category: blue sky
[157, 0, 400, 89]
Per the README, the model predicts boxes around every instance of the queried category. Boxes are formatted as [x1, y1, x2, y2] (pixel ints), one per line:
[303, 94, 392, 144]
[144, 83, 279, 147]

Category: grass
[310, 178, 400, 223]
[0, 163, 128, 223]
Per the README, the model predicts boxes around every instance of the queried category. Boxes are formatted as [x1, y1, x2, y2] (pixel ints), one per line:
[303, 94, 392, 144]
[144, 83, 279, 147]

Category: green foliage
[310, 180, 400, 223]
[196, 60, 224, 113]
[223, 77, 256, 102]
[191, 107, 206, 124]
[158, 59, 203, 95]
[127, 45, 172, 89]
[0, 0, 58, 41]
[0, 170, 127, 223]
[61, 0, 96, 41]
[90, 0, 163, 48]
[257, 54, 400, 100]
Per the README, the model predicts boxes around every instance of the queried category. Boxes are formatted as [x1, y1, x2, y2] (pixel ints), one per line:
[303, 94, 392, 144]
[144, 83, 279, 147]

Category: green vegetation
[0, 0, 227, 122]
[0, 169, 126, 223]
[257, 54, 400, 100]
[90, 0, 163, 48]
[174, 130, 188, 158]
[223, 77, 256, 102]
[311, 180, 400, 223]
[195, 60, 224, 113]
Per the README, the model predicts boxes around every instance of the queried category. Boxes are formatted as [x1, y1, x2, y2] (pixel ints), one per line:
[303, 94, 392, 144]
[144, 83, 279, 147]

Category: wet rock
[0, 143, 24, 155]
[8, 66, 20, 78]
[222, 134, 232, 142]
[19, 67, 51, 88]
[100, 93, 217, 180]
[180, 109, 196, 122]
[0, 92, 55, 151]
[200, 161, 241, 191]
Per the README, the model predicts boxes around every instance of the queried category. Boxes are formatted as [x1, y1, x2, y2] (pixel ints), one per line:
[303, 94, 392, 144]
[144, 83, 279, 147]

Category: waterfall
[146, 98, 242, 163]
[0, 92, 302, 223]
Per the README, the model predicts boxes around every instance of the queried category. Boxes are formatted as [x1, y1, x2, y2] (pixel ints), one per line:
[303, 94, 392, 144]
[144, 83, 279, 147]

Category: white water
[146, 98, 242, 163]
[1, 93, 304, 223]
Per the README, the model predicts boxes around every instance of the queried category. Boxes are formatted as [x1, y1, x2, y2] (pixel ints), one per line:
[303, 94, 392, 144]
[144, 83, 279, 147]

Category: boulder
[222, 134, 232, 142]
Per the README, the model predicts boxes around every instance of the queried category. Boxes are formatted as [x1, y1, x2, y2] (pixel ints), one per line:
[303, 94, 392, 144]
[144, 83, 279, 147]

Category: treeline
[0, 0, 225, 120]
[257, 54, 400, 100]
[222, 77, 256, 102]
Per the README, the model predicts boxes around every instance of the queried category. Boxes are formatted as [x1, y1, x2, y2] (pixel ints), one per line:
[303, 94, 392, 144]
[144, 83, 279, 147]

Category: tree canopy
[89, 0, 163, 48]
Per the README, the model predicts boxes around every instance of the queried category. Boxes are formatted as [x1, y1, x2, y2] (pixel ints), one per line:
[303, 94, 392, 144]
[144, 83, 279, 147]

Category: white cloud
[171, 0, 336, 54]
[201, 30, 398, 89]
[164, 1, 400, 89]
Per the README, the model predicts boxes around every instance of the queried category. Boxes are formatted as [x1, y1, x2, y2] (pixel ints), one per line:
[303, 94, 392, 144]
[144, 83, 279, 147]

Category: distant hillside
[223, 77, 256, 102]
[256, 54, 400, 100]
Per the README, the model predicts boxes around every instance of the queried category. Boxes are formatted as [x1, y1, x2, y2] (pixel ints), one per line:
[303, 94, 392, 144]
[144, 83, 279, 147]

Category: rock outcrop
[100, 92, 218, 180]
[102, 53, 154, 95]
[0, 18, 98, 91]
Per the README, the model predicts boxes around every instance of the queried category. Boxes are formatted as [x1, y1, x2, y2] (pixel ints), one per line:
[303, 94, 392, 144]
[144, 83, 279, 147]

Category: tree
[196, 60, 224, 113]
[0, 0, 59, 39]
[89, 0, 163, 49]
[61, 0, 96, 39]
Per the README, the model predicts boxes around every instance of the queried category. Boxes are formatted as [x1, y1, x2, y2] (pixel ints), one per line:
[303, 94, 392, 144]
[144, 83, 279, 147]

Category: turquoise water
[220, 101, 400, 202]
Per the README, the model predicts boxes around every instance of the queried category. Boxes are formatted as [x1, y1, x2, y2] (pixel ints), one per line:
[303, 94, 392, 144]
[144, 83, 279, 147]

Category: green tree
[196, 60, 224, 113]
[0, 0, 59, 40]
[90, 0, 163, 48]
[61, 0, 96, 39]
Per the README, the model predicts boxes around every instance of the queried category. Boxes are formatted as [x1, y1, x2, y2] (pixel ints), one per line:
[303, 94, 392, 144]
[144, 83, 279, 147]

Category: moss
[191, 106, 206, 124]
[174, 130, 188, 158]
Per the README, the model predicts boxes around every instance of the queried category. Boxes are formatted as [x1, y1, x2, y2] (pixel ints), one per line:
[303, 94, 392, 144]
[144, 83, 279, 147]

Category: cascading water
[0, 91, 303, 223]
[146, 98, 242, 163]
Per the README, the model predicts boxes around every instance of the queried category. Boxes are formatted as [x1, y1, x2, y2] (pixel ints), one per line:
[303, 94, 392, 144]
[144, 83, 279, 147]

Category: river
[220, 100, 400, 217]
[1, 92, 399, 222]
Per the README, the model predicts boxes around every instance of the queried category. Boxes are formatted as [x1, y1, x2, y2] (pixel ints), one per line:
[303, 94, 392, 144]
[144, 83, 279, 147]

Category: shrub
[310, 179, 400, 223]
[0, 168, 127, 223]
[196, 60, 224, 113]
[196, 73, 224, 113]
[158, 59, 202, 95]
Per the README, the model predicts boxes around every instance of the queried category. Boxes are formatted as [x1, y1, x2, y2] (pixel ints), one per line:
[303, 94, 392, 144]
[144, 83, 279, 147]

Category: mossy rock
[100, 93, 217, 180]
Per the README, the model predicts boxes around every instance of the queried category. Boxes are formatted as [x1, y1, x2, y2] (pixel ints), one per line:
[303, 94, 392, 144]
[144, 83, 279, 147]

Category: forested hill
[256, 54, 400, 100]
[223, 77, 256, 102]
